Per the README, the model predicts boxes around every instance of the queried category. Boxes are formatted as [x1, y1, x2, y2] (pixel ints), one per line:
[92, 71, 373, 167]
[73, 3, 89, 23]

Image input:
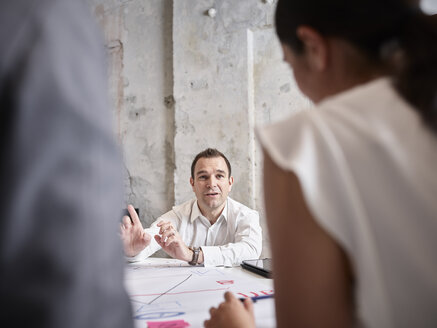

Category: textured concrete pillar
[89, 0, 311, 257]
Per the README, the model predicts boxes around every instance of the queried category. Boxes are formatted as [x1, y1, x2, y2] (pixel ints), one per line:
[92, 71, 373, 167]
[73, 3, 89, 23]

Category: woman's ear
[296, 26, 328, 72]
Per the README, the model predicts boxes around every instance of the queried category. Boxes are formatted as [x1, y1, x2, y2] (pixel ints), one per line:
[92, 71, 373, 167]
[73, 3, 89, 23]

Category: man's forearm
[201, 241, 262, 267]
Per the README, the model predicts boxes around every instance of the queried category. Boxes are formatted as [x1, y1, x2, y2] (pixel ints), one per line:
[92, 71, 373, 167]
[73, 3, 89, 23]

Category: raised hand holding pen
[204, 291, 255, 328]
[120, 204, 152, 257]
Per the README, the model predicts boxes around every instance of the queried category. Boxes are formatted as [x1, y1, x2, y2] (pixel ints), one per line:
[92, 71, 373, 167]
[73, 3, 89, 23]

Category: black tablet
[241, 258, 272, 278]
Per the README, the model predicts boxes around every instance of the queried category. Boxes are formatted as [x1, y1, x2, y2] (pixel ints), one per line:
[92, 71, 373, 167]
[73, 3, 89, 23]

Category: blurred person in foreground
[205, 0, 437, 327]
[0, 0, 132, 327]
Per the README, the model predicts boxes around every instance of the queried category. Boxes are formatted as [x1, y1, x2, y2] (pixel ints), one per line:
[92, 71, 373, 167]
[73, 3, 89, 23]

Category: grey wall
[89, 0, 310, 257]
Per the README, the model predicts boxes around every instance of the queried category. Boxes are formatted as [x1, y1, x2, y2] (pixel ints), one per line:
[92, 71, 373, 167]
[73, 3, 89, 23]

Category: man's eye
[217, 175, 224, 179]
[199, 176, 207, 180]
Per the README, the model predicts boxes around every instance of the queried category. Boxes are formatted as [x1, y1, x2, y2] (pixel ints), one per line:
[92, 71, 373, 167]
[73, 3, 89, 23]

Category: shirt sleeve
[201, 210, 263, 267]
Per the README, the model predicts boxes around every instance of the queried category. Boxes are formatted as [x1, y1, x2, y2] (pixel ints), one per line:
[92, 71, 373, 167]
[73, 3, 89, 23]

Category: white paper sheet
[124, 259, 275, 328]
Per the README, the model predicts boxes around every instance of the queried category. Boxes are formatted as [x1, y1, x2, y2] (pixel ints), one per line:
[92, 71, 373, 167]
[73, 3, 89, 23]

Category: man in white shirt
[121, 148, 262, 267]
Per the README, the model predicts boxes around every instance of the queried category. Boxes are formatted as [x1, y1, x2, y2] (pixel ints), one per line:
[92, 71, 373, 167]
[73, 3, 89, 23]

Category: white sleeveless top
[257, 78, 437, 328]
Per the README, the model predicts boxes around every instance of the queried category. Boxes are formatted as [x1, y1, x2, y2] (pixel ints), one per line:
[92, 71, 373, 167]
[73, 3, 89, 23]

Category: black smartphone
[241, 258, 272, 278]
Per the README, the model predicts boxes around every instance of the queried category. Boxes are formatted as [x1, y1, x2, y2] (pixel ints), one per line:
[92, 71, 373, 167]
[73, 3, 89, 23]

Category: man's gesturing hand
[155, 221, 192, 262]
[120, 204, 151, 257]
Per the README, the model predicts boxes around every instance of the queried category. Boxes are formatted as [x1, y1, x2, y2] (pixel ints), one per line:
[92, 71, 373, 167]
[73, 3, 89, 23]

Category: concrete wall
[89, 0, 310, 257]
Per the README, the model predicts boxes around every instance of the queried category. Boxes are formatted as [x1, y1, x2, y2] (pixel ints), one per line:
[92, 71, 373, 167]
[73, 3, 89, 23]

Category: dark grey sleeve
[0, 0, 133, 327]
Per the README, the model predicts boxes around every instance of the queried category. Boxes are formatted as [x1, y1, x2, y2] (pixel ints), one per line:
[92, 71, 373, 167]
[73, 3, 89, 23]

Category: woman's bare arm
[263, 150, 355, 328]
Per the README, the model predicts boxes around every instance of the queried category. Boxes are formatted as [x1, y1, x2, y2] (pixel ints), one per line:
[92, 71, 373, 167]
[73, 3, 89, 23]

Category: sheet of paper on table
[124, 258, 275, 328]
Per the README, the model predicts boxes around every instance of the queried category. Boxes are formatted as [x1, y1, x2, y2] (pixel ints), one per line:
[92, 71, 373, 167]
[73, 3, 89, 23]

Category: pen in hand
[239, 294, 274, 303]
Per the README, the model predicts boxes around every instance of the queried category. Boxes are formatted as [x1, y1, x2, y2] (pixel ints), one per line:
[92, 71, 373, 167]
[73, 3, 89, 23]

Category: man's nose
[207, 176, 217, 188]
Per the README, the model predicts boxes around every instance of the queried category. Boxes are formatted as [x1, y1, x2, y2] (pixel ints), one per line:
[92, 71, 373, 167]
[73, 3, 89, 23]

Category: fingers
[243, 297, 254, 314]
[154, 234, 171, 249]
[154, 234, 175, 248]
[224, 291, 236, 302]
[160, 227, 176, 240]
[154, 234, 162, 245]
[119, 224, 127, 238]
[142, 232, 152, 246]
[209, 307, 217, 316]
[127, 204, 142, 226]
[205, 292, 254, 328]
[157, 221, 179, 244]
[157, 221, 175, 234]
[204, 307, 217, 328]
[163, 235, 177, 247]
[121, 215, 132, 229]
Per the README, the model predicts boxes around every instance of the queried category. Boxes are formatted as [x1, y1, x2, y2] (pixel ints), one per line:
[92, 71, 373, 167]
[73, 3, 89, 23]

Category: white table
[124, 258, 275, 327]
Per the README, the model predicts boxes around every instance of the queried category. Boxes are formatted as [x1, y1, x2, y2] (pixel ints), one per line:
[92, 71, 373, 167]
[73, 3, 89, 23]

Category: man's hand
[154, 221, 193, 262]
[204, 292, 256, 328]
[120, 204, 151, 257]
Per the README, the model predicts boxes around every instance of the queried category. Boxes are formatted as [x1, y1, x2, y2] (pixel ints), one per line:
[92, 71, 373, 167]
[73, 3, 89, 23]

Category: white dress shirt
[257, 78, 437, 328]
[128, 197, 262, 267]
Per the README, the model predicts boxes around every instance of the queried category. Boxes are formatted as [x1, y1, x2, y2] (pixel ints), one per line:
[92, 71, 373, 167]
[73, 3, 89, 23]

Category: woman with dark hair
[205, 0, 437, 327]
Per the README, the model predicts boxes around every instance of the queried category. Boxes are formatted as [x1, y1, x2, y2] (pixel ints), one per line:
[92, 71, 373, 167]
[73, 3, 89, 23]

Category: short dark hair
[191, 148, 232, 179]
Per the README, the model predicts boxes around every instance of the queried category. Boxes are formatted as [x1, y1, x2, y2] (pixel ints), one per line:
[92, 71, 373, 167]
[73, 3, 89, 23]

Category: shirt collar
[190, 198, 228, 224]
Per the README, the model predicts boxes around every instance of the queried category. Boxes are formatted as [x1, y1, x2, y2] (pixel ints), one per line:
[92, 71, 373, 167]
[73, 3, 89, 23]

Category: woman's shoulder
[257, 77, 417, 170]
[257, 105, 329, 173]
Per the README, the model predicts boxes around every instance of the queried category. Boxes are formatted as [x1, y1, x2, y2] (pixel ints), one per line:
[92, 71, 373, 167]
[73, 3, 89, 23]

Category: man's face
[190, 156, 234, 212]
